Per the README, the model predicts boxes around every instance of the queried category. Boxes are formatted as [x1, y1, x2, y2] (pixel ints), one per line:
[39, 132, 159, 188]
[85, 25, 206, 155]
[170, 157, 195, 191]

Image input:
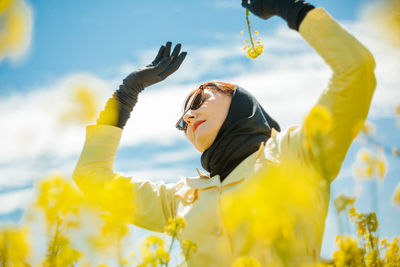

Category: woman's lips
[192, 120, 206, 134]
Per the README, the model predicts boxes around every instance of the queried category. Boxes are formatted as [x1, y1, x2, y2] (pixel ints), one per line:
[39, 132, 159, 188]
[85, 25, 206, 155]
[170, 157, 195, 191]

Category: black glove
[123, 41, 187, 91]
[97, 42, 187, 128]
[241, 0, 315, 31]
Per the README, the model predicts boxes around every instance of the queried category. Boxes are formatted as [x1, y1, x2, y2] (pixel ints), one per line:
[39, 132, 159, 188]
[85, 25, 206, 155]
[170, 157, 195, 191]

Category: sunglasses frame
[175, 85, 205, 131]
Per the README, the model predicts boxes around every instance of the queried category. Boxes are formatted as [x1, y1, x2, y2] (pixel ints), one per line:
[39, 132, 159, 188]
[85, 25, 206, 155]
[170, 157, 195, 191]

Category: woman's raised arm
[73, 42, 187, 232]
[244, 1, 376, 181]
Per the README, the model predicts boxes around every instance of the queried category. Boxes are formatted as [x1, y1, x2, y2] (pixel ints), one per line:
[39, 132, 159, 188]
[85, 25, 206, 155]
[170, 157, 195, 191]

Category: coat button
[211, 227, 222, 237]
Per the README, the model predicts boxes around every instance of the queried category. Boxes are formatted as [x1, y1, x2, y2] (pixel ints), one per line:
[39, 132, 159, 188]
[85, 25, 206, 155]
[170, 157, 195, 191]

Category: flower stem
[246, 9, 259, 55]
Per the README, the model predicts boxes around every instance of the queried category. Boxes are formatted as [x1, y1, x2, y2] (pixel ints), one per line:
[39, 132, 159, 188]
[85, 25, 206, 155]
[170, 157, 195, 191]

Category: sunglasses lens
[191, 90, 203, 110]
[178, 119, 187, 131]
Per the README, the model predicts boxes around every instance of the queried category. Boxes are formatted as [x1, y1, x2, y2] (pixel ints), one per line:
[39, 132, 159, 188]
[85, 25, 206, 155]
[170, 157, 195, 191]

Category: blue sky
[1, 0, 399, 263]
[0, 0, 366, 94]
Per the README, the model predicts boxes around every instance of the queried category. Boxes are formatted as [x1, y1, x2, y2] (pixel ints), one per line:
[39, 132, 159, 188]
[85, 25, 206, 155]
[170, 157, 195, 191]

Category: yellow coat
[73, 8, 376, 267]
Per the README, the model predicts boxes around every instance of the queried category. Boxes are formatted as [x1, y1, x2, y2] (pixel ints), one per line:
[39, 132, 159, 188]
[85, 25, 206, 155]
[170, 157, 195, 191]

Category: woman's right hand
[123, 42, 187, 90]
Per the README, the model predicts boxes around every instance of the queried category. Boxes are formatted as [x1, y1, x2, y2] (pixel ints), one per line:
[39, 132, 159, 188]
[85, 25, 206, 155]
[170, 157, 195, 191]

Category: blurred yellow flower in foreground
[393, 183, 400, 208]
[382, 237, 400, 265]
[86, 177, 136, 253]
[139, 235, 170, 267]
[60, 84, 101, 124]
[164, 216, 186, 239]
[371, 0, 400, 46]
[0, 0, 33, 62]
[232, 256, 261, 267]
[0, 225, 30, 266]
[332, 236, 365, 266]
[35, 175, 84, 225]
[222, 158, 328, 265]
[181, 239, 197, 260]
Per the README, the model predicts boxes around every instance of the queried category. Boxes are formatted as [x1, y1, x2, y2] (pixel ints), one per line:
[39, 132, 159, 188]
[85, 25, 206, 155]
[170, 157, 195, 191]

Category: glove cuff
[278, 0, 315, 31]
[96, 82, 143, 129]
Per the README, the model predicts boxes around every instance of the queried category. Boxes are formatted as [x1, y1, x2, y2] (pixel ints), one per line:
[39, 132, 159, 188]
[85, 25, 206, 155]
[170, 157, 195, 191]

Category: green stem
[165, 236, 175, 267]
[46, 218, 61, 265]
[245, 9, 258, 55]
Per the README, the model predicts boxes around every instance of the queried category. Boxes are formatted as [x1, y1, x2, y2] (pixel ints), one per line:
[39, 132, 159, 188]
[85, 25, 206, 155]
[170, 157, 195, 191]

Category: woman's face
[183, 89, 232, 152]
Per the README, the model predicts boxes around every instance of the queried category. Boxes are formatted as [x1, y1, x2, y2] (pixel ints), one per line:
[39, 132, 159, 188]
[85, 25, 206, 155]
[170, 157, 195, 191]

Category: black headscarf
[200, 85, 280, 182]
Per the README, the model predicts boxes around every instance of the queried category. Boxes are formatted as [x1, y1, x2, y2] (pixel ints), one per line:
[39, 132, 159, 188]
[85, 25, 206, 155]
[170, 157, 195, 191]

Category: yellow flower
[222, 158, 326, 263]
[353, 149, 387, 181]
[139, 235, 170, 266]
[60, 84, 101, 124]
[232, 256, 261, 267]
[359, 150, 371, 162]
[164, 216, 186, 238]
[348, 207, 357, 218]
[383, 237, 400, 265]
[0, 225, 30, 266]
[332, 236, 364, 266]
[35, 174, 84, 225]
[304, 105, 332, 137]
[232, 257, 261, 267]
[243, 40, 248, 43]
[393, 184, 400, 209]
[181, 240, 197, 259]
[371, 0, 400, 46]
[240, 30, 244, 34]
[0, 0, 13, 13]
[360, 121, 376, 136]
[254, 30, 259, 35]
[0, 0, 33, 62]
[87, 177, 136, 253]
[334, 194, 356, 214]
[255, 44, 263, 55]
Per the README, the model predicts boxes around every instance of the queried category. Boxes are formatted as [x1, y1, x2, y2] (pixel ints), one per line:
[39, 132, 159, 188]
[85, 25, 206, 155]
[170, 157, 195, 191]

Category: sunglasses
[175, 85, 206, 131]
[176, 85, 222, 131]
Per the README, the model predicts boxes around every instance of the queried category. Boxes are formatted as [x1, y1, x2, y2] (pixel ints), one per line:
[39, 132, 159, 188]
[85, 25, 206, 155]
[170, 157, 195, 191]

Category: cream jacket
[73, 8, 376, 267]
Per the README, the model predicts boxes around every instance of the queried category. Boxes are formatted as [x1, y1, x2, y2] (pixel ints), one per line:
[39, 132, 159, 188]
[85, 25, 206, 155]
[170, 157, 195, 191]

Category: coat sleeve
[275, 8, 376, 182]
[72, 124, 182, 233]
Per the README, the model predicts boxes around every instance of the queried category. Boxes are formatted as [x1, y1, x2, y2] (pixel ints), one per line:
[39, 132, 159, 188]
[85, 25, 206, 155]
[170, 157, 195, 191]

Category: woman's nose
[183, 109, 196, 126]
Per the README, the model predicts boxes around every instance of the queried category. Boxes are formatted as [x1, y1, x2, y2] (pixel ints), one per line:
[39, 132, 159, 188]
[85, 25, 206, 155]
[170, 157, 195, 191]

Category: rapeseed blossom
[60, 83, 100, 124]
[241, 9, 263, 59]
[334, 194, 356, 214]
[353, 148, 387, 181]
[0, 225, 30, 266]
[371, 0, 400, 46]
[332, 236, 365, 266]
[381, 237, 400, 265]
[180, 240, 197, 260]
[0, 0, 33, 62]
[164, 216, 186, 239]
[222, 157, 328, 265]
[138, 235, 170, 267]
[393, 183, 400, 208]
[232, 256, 261, 267]
[35, 175, 84, 225]
[33, 175, 84, 266]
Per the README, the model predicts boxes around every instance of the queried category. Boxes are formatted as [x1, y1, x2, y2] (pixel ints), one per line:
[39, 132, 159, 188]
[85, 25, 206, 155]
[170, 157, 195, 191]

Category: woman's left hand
[123, 41, 187, 90]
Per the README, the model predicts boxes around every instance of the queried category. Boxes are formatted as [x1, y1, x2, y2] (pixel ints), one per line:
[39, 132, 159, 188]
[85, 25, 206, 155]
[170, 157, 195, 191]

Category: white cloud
[0, 188, 33, 214]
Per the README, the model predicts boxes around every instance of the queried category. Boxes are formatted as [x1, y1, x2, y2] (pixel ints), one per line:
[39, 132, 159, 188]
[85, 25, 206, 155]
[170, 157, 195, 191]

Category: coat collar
[185, 142, 266, 190]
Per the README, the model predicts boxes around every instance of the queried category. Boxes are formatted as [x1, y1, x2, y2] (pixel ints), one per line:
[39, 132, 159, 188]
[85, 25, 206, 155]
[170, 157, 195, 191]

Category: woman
[73, 0, 376, 266]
